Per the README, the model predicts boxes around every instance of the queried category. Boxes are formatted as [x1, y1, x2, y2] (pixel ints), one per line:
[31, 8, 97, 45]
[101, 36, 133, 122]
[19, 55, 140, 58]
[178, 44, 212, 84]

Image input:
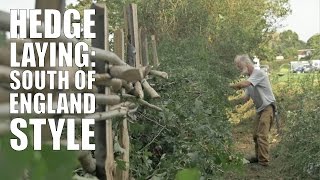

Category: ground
[224, 100, 284, 180]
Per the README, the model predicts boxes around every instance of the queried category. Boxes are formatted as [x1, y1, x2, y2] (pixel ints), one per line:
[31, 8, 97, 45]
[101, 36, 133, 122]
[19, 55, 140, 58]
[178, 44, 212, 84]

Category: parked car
[302, 65, 314, 73]
[293, 66, 304, 73]
[310, 60, 320, 71]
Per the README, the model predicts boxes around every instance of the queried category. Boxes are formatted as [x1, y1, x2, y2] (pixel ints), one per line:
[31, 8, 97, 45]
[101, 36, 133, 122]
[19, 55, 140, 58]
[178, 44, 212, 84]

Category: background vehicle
[293, 66, 304, 73]
[302, 65, 314, 73]
[310, 60, 320, 71]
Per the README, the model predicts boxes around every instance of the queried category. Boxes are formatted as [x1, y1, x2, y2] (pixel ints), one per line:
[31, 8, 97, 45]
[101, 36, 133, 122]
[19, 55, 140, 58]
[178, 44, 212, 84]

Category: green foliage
[175, 168, 201, 180]
[0, 129, 78, 180]
[257, 30, 307, 61]
[129, 38, 243, 179]
[307, 34, 320, 59]
[272, 72, 320, 179]
[138, 0, 290, 58]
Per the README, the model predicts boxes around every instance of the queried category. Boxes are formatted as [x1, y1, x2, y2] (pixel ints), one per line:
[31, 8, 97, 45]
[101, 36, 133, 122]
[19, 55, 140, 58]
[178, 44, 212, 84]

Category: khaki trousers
[253, 105, 274, 166]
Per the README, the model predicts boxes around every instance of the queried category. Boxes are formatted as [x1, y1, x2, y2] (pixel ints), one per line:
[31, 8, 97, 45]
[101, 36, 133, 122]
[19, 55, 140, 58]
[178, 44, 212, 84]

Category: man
[229, 54, 276, 166]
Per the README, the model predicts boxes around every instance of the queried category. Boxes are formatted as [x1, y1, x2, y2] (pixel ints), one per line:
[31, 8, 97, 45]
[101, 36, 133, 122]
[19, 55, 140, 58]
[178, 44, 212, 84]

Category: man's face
[236, 62, 249, 76]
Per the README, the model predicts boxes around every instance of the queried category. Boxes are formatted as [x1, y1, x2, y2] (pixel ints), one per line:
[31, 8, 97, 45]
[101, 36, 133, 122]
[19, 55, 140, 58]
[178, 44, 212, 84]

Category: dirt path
[224, 106, 284, 180]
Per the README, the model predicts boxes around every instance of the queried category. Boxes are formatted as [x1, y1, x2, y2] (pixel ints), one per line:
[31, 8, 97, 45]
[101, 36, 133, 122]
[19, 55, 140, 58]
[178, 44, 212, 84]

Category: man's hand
[229, 83, 241, 90]
[229, 81, 252, 90]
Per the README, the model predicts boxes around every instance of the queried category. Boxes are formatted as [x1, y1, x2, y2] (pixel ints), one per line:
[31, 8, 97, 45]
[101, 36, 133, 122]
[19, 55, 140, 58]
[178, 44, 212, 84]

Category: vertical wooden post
[114, 29, 125, 60]
[151, 35, 159, 67]
[102, 4, 115, 180]
[124, 4, 141, 67]
[140, 27, 149, 66]
[35, 0, 65, 142]
[114, 29, 130, 180]
[35, 0, 65, 15]
[91, 3, 114, 180]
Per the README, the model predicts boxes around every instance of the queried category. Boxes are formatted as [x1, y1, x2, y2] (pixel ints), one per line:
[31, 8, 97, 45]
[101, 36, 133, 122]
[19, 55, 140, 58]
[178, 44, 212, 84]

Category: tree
[307, 34, 320, 59]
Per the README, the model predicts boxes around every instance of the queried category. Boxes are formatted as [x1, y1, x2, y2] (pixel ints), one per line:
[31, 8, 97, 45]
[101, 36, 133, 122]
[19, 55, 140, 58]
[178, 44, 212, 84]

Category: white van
[310, 60, 320, 71]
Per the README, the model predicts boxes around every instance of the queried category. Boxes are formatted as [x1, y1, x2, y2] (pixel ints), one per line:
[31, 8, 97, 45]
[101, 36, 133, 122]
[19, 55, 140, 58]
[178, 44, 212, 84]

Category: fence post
[91, 3, 114, 180]
[125, 3, 144, 99]
[124, 4, 141, 67]
[114, 29, 130, 180]
[151, 35, 159, 67]
[140, 27, 149, 66]
[35, 0, 65, 144]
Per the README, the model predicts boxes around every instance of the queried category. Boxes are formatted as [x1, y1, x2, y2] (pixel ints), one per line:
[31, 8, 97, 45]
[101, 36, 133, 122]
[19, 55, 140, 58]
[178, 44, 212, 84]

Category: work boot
[246, 156, 258, 163]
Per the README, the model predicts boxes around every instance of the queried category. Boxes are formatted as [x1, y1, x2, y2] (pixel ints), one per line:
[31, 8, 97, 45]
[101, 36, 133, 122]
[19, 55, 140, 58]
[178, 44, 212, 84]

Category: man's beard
[241, 67, 249, 76]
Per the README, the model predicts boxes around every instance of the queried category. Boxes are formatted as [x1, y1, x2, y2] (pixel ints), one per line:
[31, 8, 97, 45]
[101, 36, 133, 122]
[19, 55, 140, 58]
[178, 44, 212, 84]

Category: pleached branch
[77, 150, 96, 173]
[134, 81, 144, 99]
[141, 79, 160, 98]
[109, 79, 123, 92]
[109, 65, 143, 82]
[84, 108, 129, 121]
[122, 94, 162, 111]
[93, 73, 112, 83]
[141, 65, 152, 77]
[95, 94, 121, 105]
[121, 80, 134, 93]
[110, 102, 136, 111]
[149, 70, 169, 79]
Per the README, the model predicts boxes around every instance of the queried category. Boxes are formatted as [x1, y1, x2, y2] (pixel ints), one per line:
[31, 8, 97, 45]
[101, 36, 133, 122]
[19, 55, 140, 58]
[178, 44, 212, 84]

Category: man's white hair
[234, 54, 253, 65]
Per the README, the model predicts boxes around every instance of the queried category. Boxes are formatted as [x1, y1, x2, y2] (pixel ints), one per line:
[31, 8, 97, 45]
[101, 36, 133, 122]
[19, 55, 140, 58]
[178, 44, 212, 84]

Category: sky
[278, 0, 320, 42]
[0, 0, 319, 42]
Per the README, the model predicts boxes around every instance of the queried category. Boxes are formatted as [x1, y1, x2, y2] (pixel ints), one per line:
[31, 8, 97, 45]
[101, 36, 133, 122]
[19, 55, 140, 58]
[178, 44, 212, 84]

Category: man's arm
[229, 80, 252, 90]
[229, 94, 250, 106]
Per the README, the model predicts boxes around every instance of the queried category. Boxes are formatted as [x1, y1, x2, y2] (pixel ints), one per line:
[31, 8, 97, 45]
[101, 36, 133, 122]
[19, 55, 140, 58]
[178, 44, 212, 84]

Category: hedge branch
[141, 79, 160, 98]
[149, 70, 169, 79]
[95, 94, 121, 105]
[134, 81, 144, 99]
[77, 150, 96, 173]
[109, 65, 143, 82]
[121, 94, 162, 111]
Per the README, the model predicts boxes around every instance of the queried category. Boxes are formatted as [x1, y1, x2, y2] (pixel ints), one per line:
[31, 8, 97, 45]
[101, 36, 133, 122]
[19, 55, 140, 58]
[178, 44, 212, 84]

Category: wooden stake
[114, 29, 125, 60]
[114, 30, 132, 180]
[151, 35, 159, 67]
[101, 4, 115, 180]
[140, 27, 149, 66]
[125, 4, 141, 67]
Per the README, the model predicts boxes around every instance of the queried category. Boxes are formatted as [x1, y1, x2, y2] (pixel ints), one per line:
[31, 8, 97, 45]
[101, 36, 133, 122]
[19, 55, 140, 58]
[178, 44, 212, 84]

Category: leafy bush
[129, 37, 243, 179]
[272, 73, 320, 179]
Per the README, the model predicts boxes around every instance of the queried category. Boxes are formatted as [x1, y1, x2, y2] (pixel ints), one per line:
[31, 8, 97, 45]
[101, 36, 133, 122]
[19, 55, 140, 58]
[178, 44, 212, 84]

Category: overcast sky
[1, 0, 319, 42]
[278, 0, 320, 42]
